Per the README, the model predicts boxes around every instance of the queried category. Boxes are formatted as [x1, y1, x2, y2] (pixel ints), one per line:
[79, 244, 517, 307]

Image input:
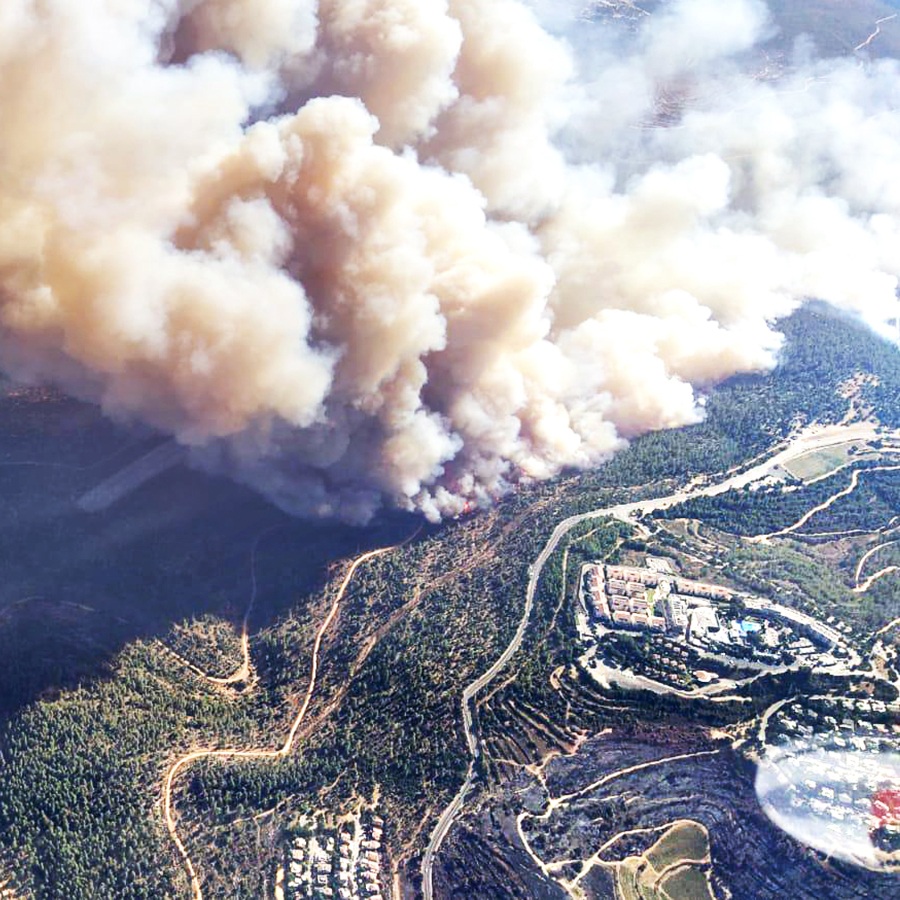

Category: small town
[281, 812, 386, 900]
[578, 555, 853, 687]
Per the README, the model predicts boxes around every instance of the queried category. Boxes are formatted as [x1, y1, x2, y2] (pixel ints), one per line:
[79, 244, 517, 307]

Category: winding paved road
[421, 514, 592, 898]
[420, 421, 899, 900]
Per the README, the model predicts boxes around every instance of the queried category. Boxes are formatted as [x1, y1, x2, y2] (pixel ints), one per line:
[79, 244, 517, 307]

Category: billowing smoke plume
[1, 0, 899, 521]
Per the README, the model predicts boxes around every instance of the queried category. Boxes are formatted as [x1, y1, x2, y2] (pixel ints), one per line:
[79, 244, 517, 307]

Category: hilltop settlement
[577, 556, 855, 693]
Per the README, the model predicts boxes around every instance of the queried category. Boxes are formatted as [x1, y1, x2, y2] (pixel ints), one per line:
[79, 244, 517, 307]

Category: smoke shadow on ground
[0, 382, 418, 719]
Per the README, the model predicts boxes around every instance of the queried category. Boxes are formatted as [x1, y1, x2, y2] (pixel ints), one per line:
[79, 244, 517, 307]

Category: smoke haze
[1, 0, 899, 520]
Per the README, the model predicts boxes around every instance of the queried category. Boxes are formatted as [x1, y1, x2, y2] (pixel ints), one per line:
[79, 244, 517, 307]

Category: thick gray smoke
[1, 0, 899, 521]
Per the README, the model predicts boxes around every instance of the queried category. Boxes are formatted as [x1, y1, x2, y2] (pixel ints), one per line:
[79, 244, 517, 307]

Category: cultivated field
[782, 441, 869, 482]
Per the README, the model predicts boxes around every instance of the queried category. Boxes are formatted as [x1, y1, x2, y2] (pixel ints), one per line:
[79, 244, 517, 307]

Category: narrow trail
[516, 749, 719, 898]
[854, 13, 898, 52]
[551, 748, 721, 810]
[570, 819, 710, 891]
[162, 542, 399, 900]
[206, 528, 280, 687]
[876, 616, 900, 637]
[421, 508, 587, 900]
[853, 538, 900, 595]
[0, 436, 144, 474]
[757, 697, 794, 745]
[749, 464, 900, 543]
[855, 539, 899, 584]
[854, 565, 900, 594]
[159, 527, 282, 690]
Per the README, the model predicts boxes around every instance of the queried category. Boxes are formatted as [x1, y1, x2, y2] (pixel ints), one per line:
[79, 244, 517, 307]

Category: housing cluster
[578, 555, 856, 692]
[283, 812, 386, 900]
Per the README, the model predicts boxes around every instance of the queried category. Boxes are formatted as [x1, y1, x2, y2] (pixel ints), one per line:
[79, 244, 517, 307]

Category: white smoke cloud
[0, 0, 898, 521]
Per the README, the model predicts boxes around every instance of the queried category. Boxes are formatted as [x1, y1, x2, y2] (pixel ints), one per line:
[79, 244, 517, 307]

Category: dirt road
[162, 543, 398, 900]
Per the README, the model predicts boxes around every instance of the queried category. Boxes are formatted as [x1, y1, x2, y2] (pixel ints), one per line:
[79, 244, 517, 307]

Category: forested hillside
[578, 304, 900, 491]
[2, 304, 900, 898]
